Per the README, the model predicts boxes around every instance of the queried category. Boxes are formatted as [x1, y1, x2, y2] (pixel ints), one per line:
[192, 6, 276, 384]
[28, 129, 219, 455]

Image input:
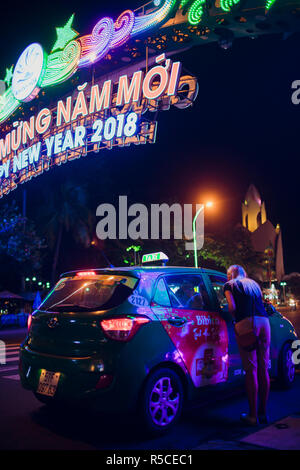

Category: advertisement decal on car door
[151, 275, 229, 387]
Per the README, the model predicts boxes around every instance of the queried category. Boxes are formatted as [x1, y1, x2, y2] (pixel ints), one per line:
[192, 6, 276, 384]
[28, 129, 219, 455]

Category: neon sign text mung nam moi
[0, 55, 199, 198]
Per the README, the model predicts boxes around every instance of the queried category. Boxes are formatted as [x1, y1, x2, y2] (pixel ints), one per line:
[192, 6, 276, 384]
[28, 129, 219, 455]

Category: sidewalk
[194, 413, 300, 450]
[240, 414, 300, 450]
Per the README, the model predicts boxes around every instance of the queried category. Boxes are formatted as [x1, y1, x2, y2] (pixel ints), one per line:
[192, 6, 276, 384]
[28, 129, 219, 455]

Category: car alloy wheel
[149, 376, 180, 427]
[285, 348, 295, 383]
[277, 342, 296, 389]
[141, 367, 184, 435]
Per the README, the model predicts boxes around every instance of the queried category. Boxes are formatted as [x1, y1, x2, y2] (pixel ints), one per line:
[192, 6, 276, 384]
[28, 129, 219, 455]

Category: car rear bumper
[19, 344, 141, 413]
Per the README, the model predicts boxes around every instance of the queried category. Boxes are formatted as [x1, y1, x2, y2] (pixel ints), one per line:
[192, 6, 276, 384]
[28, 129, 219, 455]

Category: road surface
[0, 307, 299, 450]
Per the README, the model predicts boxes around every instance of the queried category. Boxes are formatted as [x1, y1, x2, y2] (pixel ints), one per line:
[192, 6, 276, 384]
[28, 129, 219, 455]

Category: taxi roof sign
[142, 252, 169, 264]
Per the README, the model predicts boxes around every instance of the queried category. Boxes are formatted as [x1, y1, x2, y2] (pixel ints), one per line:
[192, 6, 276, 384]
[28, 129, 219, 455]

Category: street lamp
[280, 281, 287, 304]
[193, 201, 213, 268]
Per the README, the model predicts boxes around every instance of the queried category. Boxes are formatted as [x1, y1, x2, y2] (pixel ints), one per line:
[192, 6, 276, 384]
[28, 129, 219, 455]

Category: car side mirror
[220, 303, 229, 313]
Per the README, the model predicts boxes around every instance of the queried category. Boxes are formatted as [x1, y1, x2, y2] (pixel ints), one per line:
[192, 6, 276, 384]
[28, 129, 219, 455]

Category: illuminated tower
[242, 184, 285, 282]
[242, 184, 267, 232]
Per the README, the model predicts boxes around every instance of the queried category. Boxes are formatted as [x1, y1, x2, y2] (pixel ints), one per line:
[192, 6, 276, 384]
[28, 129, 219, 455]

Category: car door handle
[167, 317, 187, 327]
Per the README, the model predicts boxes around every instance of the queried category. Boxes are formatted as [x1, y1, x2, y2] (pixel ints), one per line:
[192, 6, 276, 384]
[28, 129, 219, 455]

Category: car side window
[208, 274, 228, 310]
[164, 275, 211, 311]
[152, 278, 171, 307]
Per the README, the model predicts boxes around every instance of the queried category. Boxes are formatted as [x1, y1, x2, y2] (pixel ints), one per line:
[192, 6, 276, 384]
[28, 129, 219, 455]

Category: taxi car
[19, 256, 298, 434]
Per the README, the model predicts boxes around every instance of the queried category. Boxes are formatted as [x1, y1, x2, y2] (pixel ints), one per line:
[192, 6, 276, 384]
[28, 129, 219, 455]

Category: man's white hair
[227, 265, 262, 298]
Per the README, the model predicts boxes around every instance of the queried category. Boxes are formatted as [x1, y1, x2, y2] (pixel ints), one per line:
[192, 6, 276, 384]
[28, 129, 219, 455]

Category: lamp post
[193, 201, 213, 268]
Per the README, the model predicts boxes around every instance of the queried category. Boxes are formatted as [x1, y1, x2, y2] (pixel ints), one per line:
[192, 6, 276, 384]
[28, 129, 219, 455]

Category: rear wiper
[48, 304, 98, 312]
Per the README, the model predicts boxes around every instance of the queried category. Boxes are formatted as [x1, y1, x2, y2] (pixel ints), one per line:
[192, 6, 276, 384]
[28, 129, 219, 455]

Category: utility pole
[21, 189, 27, 293]
[280, 281, 287, 304]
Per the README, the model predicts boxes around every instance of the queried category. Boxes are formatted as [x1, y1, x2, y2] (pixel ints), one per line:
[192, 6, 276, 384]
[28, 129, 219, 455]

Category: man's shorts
[235, 316, 271, 373]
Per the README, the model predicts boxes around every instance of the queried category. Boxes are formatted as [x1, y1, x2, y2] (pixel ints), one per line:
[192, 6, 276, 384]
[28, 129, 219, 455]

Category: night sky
[0, 0, 299, 278]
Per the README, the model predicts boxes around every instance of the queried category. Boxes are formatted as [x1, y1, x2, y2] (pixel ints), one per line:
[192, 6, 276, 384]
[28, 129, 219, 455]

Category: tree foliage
[0, 201, 45, 269]
[284, 273, 300, 300]
[103, 225, 263, 278]
[38, 181, 93, 282]
[43, 181, 92, 250]
[199, 225, 265, 277]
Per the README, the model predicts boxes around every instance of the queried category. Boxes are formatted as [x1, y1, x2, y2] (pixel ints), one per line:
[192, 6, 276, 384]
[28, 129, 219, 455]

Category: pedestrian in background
[224, 265, 271, 426]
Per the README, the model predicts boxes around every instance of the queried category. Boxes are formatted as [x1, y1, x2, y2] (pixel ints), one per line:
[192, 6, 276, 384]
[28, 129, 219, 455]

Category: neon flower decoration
[41, 40, 81, 87]
[78, 17, 114, 67]
[131, 0, 176, 36]
[220, 0, 241, 12]
[111, 10, 135, 48]
[0, 89, 19, 123]
[188, 0, 206, 25]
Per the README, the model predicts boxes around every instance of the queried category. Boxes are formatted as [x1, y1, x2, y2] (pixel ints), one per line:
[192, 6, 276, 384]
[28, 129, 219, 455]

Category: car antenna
[100, 250, 114, 268]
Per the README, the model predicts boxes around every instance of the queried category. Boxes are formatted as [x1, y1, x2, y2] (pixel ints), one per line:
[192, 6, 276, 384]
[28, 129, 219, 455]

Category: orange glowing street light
[193, 200, 214, 268]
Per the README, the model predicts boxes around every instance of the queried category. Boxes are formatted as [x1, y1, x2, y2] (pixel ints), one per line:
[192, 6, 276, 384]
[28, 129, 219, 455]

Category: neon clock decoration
[11, 43, 47, 102]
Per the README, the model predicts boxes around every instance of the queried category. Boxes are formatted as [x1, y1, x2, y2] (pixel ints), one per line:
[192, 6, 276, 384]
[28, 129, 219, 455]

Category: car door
[204, 273, 244, 382]
[151, 274, 229, 388]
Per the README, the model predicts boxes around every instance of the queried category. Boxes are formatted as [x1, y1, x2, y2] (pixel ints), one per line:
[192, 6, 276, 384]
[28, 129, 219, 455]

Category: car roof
[60, 266, 227, 279]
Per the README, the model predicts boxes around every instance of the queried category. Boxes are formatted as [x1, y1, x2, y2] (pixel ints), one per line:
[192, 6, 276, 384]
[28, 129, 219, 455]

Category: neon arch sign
[0, 0, 279, 124]
[0, 52, 199, 198]
[0, 0, 177, 124]
[0, 0, 280, 197]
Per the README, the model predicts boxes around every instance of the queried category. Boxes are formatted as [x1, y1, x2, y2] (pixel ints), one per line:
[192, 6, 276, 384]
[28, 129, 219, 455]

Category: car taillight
[100, 316, 150, 342]
[95, 374, 113, 389]
[27, 314, 32, 332]
[76, 271, 96, 277]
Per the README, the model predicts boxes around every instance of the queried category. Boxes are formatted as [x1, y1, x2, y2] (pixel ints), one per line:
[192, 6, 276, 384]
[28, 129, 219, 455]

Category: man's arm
[225, 290, 236, 318]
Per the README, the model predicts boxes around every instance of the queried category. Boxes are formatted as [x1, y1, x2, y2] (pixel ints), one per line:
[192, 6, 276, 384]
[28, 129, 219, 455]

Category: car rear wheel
[140, 368, 184, 435]
[277, 342, 295, 389]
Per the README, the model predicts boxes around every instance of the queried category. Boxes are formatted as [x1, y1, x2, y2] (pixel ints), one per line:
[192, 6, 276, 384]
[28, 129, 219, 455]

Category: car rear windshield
[40, 274, 138, 312]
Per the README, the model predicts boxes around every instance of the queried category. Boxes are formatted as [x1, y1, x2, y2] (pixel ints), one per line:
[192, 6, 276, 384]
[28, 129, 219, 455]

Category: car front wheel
[277, 342, 296, 389]
[140, 367, 184, 435]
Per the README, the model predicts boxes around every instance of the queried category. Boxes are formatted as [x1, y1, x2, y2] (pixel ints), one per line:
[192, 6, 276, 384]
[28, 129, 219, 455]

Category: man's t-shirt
[223, 280, 268, 323]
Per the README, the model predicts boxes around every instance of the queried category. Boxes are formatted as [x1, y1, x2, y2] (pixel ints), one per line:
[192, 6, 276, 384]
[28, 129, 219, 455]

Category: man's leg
[238, 345, 258, 420]
[257, 319, 271, 416]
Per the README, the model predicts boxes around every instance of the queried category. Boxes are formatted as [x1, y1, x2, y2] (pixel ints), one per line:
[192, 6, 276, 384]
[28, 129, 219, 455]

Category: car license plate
[37, 370, 60, 397]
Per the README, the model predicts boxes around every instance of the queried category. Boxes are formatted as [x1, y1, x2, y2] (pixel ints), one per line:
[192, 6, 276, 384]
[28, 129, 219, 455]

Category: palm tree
[43, 181, 92, 285]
